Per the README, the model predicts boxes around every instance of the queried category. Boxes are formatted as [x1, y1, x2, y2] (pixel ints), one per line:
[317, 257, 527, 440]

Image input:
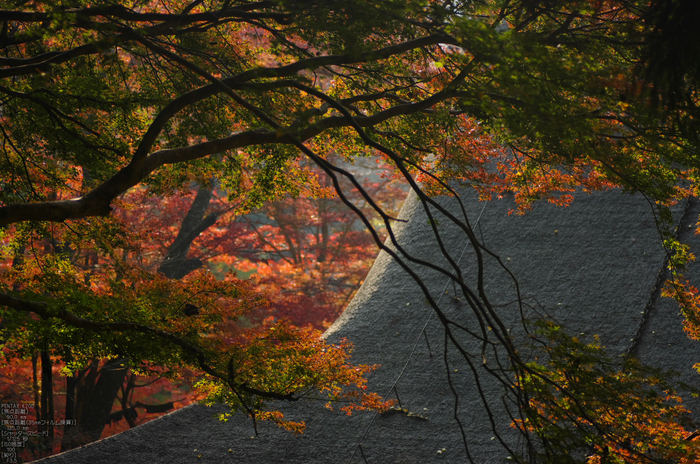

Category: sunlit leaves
[197, 319, 391, 433]
[516, 321, 700, 463]
[2, 0, 700, 460]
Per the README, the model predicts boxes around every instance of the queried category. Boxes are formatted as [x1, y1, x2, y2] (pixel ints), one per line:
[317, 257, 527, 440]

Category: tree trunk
[159, 185, 218, 279]
[61, 184, 219, 451]
[61, 187, 218, 450]
[40, 347, 54, 453]
[32, 350, 41, 424]
[61, 359, 128, 450]
[61, 358, 80, 452]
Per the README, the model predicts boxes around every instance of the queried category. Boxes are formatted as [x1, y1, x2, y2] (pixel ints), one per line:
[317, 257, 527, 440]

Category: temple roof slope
[36, 188, 700, 464]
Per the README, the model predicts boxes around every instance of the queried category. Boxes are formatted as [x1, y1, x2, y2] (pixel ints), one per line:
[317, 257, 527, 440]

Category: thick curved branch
[0, 79, 467, 227]
[126, 33, 452, 164]
[0, 129, 261, 226]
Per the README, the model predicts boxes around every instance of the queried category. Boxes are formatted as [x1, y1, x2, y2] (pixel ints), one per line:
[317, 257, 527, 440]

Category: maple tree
[232, 162, 407, 328]
[1, 0, 700, 463]
[0, 162, 404, 457]
[117, 163, 405, 331]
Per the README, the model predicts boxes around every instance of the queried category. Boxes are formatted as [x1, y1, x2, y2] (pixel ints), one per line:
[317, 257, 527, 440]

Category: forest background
[1, 0, 700, 463]
[1, 157, 408, 458]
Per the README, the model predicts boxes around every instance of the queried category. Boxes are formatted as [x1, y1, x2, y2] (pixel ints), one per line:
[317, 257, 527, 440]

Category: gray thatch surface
[35, 188, 700, 463]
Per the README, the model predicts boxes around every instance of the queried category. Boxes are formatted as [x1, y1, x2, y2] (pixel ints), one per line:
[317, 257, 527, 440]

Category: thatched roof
[36, 188, 700, 463]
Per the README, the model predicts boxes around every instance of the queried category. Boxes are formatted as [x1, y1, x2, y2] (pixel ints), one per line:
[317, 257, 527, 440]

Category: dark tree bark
[40, 347, 54, 444]
[158, 184, 218, 279]
[60, 184, 220, 451]
[61, 369, 79, 452]
[32, 351, 40, 424]
[61, 358, 128, 450]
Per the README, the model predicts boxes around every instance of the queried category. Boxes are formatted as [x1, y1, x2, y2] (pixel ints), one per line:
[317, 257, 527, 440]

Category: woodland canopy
[1, 0, 700, 462]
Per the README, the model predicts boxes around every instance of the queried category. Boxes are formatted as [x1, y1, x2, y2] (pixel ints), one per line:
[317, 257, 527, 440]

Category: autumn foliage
[2, 0, 700, 463]
[0, 159, 404, 457]
[515, 322, 700, 463]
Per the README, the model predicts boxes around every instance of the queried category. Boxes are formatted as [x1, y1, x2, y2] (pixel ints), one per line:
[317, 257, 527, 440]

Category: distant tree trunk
[120, 374, 139, 428]
[32, 350, 40, 423]
[61, 354, 80, 452]
[61, 184, 219, 451]
[317, 197, 330, 263]
[38, 346, 54, 454]
[61, 361, 97, 451]
[159, 184, 218, 279]
[61, 358, 128, 450]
